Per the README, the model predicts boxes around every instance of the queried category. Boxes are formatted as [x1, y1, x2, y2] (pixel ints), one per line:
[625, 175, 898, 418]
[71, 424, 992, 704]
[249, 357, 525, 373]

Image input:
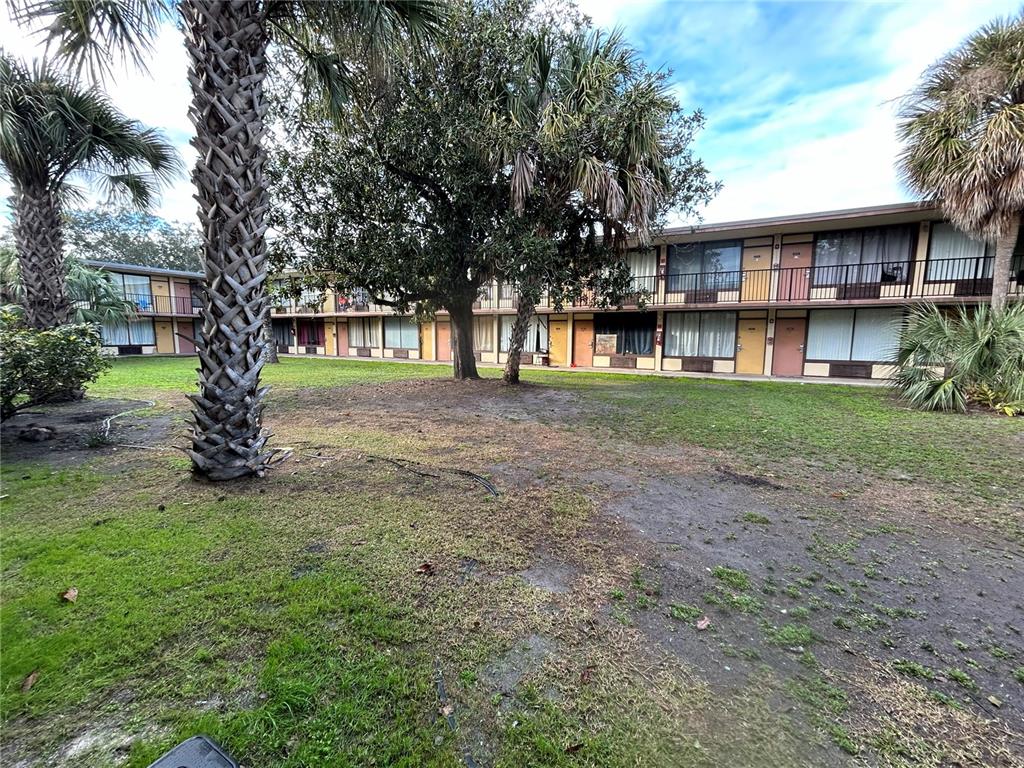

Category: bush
[0, 312, 110, 421]
[891, 303, 1024, 414]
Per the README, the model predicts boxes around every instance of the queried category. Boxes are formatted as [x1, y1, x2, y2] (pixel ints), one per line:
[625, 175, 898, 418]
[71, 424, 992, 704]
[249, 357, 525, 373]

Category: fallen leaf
[564, 743, 583, 754]
[61, 587, 78, 603]
[439, 703, 454, 717]
[21, 671, 38, 692]
[696, 616, 711, 631]
[580, 665, 596, 684]
[988, 695, 1002, 708]
[415, 562, 435, 576]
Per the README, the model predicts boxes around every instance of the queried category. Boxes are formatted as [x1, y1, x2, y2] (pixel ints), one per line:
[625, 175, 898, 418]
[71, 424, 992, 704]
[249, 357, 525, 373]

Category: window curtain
[499, 316, 548, 353]
[663, 313, 699, 357]
[927, 223, 992, 280]
[128, 319, 156, 345]
[666, 244, 702, 292]
[806, 309, 854, 360]
[703, 242, 742, 291]
[272, 319, 293, 346]
[499, 316, 514, 352]
[298, 320, 324, 346]
[699, 311, 736, 357]
[101, 320, 130, 345]
[814, 231, 862, 285]
[384, 316, 418, 349]
[851, 308, 901, 362]
[350, 318, 378, 348]
[626, 250, 657, 293]
[119, 273, 152, 309]
[474, 317, 494, 351]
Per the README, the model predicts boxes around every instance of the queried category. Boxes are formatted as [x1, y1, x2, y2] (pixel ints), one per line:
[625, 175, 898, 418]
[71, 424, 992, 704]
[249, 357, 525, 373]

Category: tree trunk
[990, 213, 1019, 312]
[263, 314, 279, 363]
[182, 0, 285, 481]
[503, 296, 535, 384]
[12, 184, 72, 329]
[449, 301, 479, 379]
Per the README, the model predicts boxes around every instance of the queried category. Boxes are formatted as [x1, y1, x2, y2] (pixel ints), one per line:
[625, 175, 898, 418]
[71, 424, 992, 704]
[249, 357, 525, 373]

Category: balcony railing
[124, 292, 200, 315]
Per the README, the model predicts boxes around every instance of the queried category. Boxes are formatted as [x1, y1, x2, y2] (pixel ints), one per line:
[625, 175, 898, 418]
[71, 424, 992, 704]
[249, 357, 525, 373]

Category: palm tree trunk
[11, 184, 71, 329]
[449, 301, 479, 379]
[990, 213, 1019, 312]
[182, 0, 285, 480]
[263, 314, 279, 363]
[503, 297, 535, 384]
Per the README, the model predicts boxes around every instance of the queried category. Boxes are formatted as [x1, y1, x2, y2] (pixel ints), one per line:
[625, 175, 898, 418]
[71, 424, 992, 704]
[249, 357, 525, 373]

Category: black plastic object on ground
[146, 736, 238, 768]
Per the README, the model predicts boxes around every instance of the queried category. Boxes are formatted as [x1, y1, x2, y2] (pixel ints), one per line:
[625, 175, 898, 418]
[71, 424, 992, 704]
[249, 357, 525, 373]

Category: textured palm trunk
[263, 314, 279, 363]
[182, 0, 285, 480]
[11, 185, 72, 329]
[449, 301, 479, 379]
[502, 296, 536, 384]
[990, 213, 1019, 312]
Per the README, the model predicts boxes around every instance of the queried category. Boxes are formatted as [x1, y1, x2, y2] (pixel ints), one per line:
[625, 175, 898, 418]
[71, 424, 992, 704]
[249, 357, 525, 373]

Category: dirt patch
[1, 398, 176, 467]
[518, 556, 578, 594]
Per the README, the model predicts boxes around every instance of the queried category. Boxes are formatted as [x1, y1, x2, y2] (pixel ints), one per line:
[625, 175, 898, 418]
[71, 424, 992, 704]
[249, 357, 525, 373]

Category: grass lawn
[3, 356, 1022, 766]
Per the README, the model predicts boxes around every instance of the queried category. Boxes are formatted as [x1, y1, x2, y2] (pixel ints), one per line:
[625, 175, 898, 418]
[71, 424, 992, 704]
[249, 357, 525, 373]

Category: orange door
[735, 318, 767, 374]
[336, 321, 348, 356]
[777, 243, 813, 301]
[772, 317, 806, 377]
[436, 321, 452, 362]
[573, 319, 594, 367]
[741, 246, 772, 301]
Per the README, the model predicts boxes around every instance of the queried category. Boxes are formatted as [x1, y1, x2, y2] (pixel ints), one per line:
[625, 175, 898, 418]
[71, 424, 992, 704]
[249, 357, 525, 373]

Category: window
[500, 315, 548, 353]
[474, 317, 494, 352]
[625, 249, 657, 293]
[100, 318, 155, 346]
[813, 226, 914, 285]
[666, 240, 742, 291]
[112, 272, 153, 308]
[349, 317, 379, 348]
[384, 316, 419, 349]
[595, 313, 656, 355]
[298, 288, 321, 309]
[806, 308, 902, 362]
[271, 319, 293, 346]
[926, 222, 993, 281]
[664, 312, 736, 358]
[297, 320, 324, 346]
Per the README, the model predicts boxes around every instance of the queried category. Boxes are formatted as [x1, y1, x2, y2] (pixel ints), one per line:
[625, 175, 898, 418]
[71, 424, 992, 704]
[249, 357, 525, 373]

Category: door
[336, 321, 348, 356]
[419, 322, 433, 360]
[735, 317, 767, 374]
[777, 242, 813, 301]
[177, 319, 196, 354]
[436, 321, 452, 362]
[173, 280, 193, 315]
[772, 317, 806, 377]
[155, 321, 175, 353]
[548, 319, 567, 365]
[741, 246, 772, 301]
[572, 319, 594, 367]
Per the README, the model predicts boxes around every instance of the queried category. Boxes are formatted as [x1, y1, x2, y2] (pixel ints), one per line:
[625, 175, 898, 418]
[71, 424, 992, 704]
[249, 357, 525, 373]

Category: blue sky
[1, 0, 1020, 229]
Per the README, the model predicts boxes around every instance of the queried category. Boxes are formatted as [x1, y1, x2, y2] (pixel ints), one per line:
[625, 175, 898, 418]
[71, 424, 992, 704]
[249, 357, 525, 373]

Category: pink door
[336, 322, 348, 356]
[173, 281, 193, 315]
[777, 243, 812, 301]
[177, 320, 197, 354]
[436, 322, 452, 362]
[772, 318, 806, 376]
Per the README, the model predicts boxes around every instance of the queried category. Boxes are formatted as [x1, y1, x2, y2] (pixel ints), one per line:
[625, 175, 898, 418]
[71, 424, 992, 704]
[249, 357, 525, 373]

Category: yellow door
[548, 319, 567, 365]
[741, 247, 772, 301]
[735, 318, 767, 374]
[420, 322, 434, 360]
[324, 321, 337, 356]
[155, 321, 175, 353]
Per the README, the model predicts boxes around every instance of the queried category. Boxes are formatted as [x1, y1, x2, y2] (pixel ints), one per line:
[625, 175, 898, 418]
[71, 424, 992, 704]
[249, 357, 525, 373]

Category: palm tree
[15, 0, 444, 480]
[0, 55, 178, 330]
[0, 245, 137, 325]
[497, 29, 675, 383]
[897, 10, 1024, 311]
[892, 302, 1024, 414]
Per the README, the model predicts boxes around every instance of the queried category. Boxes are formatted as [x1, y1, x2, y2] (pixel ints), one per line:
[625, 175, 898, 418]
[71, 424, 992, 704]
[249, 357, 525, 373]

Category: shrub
[891, 302, 1024, 414]
[0, 312, 109, 420]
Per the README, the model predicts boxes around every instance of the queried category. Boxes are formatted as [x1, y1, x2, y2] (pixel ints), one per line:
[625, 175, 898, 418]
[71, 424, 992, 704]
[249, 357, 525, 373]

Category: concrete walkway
[279, 353, 889, 388]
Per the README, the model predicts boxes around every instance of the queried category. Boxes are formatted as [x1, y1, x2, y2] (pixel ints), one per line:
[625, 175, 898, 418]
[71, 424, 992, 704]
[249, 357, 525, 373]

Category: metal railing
[123, 292, 200, 315]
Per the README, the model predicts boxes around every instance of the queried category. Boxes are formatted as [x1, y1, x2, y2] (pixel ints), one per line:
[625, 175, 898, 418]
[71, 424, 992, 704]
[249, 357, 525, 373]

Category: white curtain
[129, 319, 155, 345]
[851, 308, 901, 362]
[350, 318, 379, 348]
[626, 249, 657, 278]
[663, 313, 697, 356]
[474, 317, 494, 351]
[500, 315, 548, 353]
[699, 311, 736, 357]
[806, 309, 854, 360]
[101, 320, 129, 345]
[927, 223, 991, 280]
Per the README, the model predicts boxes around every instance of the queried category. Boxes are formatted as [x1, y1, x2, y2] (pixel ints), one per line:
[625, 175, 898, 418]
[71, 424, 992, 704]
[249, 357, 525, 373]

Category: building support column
[654, 309, 665, 371]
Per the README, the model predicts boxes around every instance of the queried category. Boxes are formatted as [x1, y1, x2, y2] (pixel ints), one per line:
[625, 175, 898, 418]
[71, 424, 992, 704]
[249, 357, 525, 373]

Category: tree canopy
[64, 207, 202, 272]
[267, 0, 717, 379]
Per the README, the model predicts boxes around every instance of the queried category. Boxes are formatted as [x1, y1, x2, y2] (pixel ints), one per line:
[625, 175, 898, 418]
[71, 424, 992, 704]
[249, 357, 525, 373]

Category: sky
[0, 0, 1020, 231]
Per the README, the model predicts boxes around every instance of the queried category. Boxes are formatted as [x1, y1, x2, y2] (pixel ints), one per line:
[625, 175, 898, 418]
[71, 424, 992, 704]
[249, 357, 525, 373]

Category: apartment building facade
[88, 202, 1024, 381]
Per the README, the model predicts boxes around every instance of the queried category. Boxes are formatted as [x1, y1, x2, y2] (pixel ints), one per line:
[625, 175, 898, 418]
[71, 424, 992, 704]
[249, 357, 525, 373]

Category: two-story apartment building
[88, 202, 1024, 381]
